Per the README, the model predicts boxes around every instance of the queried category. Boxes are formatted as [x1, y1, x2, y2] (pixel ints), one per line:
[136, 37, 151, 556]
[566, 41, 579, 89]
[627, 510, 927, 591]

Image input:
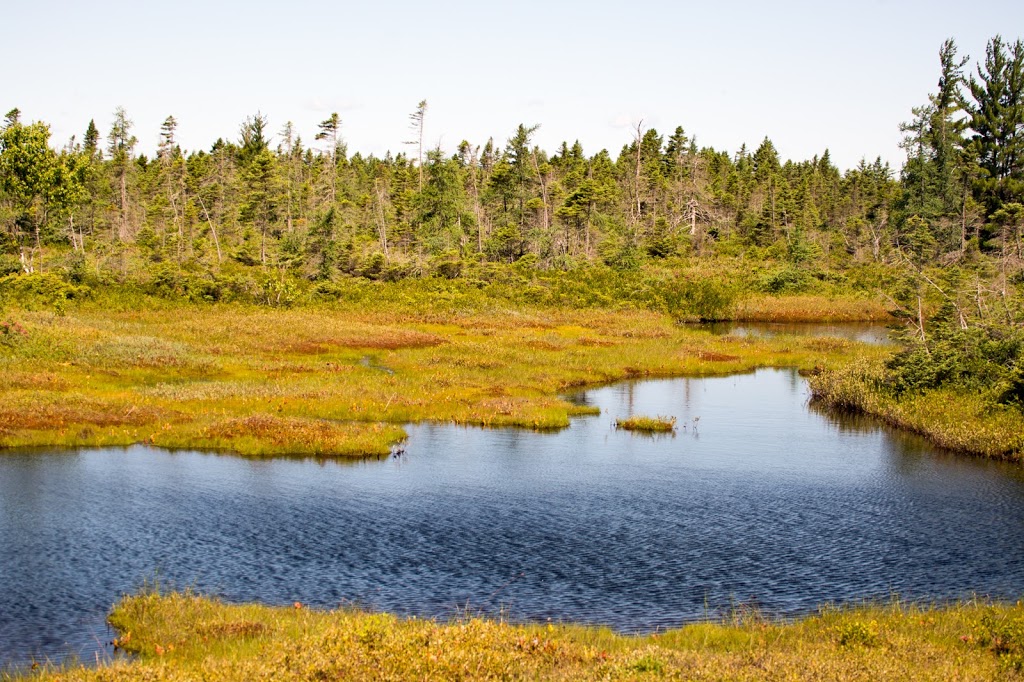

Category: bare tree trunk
[417, 120, 424, 192]
[960, 185, 968, 253]
[374, 182, 390, 262]
[169, 194, 183, 262]
[530, 150, 550, 233]
[69, 215, 79, 252]
[119, 170, 129, 241]
[633, 120, 644, 224]
[917, 295, 927, 344]
[465, 146, 485, 253]
[197, 196, 222, 264]
[260, 220, 267, 266]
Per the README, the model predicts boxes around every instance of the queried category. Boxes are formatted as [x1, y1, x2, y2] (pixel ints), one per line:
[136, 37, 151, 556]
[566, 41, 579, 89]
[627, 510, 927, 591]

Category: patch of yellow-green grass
[735, 294, 893, 322]
[615, 415, 677, 433]
[23, 592, 1024, 681]
[0, 302, 891, 459]
[154, 415, 407, 458]
[809, 360, 1024, 461]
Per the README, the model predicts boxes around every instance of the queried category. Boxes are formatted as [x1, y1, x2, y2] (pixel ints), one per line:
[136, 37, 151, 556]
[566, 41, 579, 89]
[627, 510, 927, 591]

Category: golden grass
[23, 592, 1024, 681]
[734, 294, 894, 322]
[0, 302, 889, 458]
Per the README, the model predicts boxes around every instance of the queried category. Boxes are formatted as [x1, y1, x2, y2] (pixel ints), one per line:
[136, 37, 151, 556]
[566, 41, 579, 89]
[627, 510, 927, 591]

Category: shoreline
[17, 592, 1023, 680]
[0, 297, 896, 460]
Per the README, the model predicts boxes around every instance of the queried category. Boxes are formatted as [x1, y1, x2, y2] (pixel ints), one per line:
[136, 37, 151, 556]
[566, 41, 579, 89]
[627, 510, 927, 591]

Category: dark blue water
[2, 368, 1024, 668]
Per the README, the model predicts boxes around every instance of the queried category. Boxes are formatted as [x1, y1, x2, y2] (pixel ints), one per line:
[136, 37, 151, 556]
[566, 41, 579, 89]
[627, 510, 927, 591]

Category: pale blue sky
[4, 0, 1022, 170]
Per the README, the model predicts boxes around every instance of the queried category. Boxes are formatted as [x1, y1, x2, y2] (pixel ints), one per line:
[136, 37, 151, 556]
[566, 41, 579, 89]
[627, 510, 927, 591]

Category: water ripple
[2, 369, 1024, 667]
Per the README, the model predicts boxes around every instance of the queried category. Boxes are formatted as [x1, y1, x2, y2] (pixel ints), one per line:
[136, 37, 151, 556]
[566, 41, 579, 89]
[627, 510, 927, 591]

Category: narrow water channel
[2, 368, 1023, 668]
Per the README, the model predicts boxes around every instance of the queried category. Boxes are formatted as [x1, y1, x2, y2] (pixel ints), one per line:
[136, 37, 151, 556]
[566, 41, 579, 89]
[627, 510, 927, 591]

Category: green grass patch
[615, 415, 677, 433]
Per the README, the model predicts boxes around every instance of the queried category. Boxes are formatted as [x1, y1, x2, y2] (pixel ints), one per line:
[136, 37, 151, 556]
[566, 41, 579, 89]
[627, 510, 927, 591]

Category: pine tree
[964, 35, 1024, 210]
[83, 120, 100, 158]
[238, 113, 278, 265]
[505, 124, 540, 230]
[315, 113, 341, 207]
[157, 115, 188, 258]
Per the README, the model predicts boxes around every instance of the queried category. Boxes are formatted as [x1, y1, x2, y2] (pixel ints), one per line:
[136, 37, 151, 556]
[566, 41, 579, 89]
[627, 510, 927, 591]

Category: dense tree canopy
[1, 36, 1022, 286]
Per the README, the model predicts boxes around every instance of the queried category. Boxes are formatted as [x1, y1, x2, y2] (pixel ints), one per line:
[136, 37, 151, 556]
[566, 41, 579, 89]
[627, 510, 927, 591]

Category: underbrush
[1, 258, 892, 324]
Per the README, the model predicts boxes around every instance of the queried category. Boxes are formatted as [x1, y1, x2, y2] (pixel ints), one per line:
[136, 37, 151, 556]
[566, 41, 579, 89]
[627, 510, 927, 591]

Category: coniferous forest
[0, 36, 1020, 306]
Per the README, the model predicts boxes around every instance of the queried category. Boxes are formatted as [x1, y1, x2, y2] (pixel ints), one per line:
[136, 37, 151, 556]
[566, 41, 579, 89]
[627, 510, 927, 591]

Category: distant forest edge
[0, 36, 1022, 317]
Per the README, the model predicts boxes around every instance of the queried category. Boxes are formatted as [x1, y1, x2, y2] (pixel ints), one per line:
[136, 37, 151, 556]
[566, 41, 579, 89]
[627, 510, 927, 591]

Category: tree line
[1, 36, 1021, 286]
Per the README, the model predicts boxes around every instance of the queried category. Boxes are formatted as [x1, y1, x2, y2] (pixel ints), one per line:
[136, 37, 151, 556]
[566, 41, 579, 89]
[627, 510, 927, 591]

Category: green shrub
[978, 609, 1024, 672]
[0, 317, 29, 348]
[884, 308, 1024, 400]
[758, 265, 811, 294]
[835, 620, 881, 647]
[661, 277, 736, 321]
[0, 254, 22, 277]
[0, 271, 91, 310]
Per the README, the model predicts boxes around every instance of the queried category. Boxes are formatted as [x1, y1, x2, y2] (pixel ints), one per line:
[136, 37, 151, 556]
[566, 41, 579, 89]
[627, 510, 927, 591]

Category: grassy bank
[18, 592, 1024, 681]
[0, 295, 890, 459]
[810, 364, 1024, 461]
[806, 313, 1024, 462]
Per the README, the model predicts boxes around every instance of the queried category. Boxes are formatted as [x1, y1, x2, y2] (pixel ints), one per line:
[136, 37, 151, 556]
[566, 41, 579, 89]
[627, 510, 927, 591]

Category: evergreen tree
[107, 106, 137, 241]
[237, 113, 278, 265]
[743, 137, 782, 245]
[83, 119, 100, 158]
[156, 115, 189, 259]
[505, 124, 539, 229]
[897, 39, 972, 254]
[315, 113, 341, 207]
[964, 35, 1024, 210]
[418, 148, 466, 253]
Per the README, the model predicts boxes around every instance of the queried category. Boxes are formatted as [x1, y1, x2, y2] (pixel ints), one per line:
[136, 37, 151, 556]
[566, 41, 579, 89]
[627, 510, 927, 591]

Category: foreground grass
[0, 296, 890, 458]
[20, 592, 1024, 681]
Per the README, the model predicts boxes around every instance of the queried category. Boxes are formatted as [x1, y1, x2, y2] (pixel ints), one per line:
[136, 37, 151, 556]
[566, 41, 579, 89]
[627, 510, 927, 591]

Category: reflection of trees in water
[809, 398, 1024, 482]
[810, 398, 936, 480]
[693, 321, 899, 345]
[787, 368, 803, 393]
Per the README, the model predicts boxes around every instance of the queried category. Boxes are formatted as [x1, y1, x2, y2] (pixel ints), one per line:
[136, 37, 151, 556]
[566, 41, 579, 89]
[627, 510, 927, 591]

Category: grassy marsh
[0, 297, 891, 458]
[20, 592, 1024, 681]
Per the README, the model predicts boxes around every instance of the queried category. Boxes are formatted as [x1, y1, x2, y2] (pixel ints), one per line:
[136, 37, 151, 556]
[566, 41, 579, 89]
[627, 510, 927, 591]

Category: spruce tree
[964, 35, 1024, 209]
[107, 106, 137, 241]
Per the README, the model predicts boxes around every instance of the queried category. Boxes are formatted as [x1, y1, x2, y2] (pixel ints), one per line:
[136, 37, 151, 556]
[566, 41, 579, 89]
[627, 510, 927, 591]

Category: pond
[2, 367, 1024, 668]
[695, 320, 900, 345]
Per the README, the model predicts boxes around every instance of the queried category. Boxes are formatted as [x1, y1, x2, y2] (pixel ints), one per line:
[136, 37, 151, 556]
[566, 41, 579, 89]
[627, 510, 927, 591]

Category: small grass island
[615, 415, 678, 433]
